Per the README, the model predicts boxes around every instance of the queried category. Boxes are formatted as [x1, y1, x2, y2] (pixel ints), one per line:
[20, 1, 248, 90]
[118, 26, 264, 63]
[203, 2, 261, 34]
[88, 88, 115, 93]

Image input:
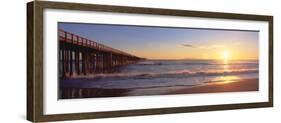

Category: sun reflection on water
[212, 76, 240, 85]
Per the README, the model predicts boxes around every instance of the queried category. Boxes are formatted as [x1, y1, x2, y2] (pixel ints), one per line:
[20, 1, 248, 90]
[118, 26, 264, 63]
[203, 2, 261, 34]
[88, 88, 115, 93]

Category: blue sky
[58, 22, 259, 60]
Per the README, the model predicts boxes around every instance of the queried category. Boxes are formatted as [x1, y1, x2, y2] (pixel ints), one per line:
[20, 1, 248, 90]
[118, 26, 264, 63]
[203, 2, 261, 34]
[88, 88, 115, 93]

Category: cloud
[182, 44, 196, 48]
[182, 43, 225, 49]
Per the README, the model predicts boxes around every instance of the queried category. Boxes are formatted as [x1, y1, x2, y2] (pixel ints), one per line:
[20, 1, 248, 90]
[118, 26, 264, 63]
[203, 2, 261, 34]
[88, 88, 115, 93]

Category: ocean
[60, 59, 259, 90]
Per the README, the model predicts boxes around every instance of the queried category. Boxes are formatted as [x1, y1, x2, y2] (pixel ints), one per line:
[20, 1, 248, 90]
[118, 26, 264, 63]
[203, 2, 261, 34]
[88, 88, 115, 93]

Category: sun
[221, 50, 230, 64]
[223, 51, 229, 60]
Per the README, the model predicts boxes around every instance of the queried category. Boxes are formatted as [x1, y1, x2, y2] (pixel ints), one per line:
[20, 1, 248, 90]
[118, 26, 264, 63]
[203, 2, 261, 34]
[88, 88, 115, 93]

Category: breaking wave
[77, 69, 258, 81]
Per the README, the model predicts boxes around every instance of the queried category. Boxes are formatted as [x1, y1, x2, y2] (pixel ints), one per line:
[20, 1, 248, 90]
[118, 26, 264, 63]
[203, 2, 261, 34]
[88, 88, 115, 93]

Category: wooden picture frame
[27, 1, 273, 122]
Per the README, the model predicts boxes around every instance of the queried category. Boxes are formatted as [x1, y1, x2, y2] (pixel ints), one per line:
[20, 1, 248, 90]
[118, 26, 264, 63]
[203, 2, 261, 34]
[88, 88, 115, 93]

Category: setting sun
[222, 50, 230, 60]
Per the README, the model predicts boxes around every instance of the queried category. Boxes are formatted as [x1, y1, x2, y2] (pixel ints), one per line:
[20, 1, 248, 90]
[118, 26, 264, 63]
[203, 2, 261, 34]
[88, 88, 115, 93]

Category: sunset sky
[59, 23, 259, 60]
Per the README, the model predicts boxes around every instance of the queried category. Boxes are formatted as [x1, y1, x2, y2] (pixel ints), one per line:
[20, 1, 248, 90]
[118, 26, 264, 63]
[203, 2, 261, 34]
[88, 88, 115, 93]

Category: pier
[59, 29, 142, 78]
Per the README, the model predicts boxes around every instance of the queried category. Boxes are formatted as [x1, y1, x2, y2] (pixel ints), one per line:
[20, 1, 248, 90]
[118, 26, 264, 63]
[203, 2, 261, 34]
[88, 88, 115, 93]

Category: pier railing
[59, 29, 137, 57]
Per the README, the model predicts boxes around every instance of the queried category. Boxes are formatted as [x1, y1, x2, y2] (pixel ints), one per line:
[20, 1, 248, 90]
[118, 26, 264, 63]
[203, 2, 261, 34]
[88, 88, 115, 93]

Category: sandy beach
[171, 78, 258, 94]
[60, 78, 258, 99]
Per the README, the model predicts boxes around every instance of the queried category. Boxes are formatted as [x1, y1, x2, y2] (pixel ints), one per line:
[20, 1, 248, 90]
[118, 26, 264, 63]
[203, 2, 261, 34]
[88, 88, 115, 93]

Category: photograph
[27, 1, 273, 122]
[58, 22, 259, 99]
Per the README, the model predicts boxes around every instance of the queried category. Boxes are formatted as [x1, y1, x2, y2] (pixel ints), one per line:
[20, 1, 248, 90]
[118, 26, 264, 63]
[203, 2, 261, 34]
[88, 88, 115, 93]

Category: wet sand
[59, 78, 258, 99]
[59, 87, 130, 99]
[172, 78, 258, 94]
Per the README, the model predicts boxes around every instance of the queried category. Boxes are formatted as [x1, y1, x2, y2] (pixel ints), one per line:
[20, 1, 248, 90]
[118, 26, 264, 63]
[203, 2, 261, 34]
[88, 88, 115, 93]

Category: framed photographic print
[27, 1, 273, 122]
